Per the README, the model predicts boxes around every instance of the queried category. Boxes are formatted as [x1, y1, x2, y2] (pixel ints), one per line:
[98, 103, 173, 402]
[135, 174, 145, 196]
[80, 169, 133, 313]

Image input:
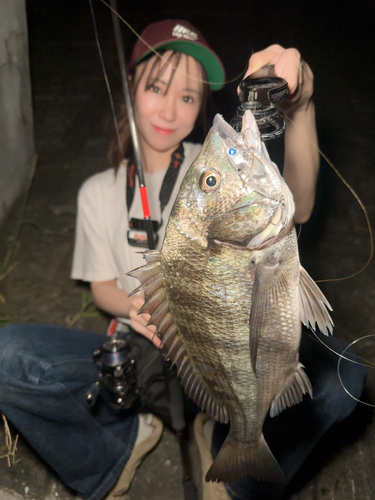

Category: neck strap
[126, 143, 185, 221]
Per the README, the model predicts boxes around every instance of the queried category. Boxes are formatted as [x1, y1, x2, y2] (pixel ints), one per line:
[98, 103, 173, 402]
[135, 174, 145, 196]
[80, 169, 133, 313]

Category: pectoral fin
[270, 362, 312, 417]
[127, 252, 229, 424]
[249, 264, 288, 373]
[298, 266, 334, 335]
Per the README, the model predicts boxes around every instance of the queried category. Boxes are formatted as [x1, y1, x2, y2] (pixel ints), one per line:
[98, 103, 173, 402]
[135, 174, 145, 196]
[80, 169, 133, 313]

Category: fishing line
[289, 121, 374, 398]
[309, 330, 375, 369]
[88, 0, 122, 153]
[284, 114, 374, 284]
[315, 147, 374, 283]
[284, 98, 374, 402]
[308, 330, 375, 407]
[337, 334, 375, 407]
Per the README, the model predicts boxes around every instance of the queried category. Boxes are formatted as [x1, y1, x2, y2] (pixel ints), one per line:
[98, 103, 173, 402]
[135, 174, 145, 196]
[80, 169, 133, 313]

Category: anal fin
[270, 362, 312, 418]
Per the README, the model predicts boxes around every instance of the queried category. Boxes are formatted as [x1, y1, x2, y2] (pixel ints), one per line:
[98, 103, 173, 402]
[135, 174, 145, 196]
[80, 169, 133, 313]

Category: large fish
[128, 110, 333, 483]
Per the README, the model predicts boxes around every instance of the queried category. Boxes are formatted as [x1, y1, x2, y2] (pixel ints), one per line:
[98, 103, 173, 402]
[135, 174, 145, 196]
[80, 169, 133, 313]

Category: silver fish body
[129, 111, 333, 483]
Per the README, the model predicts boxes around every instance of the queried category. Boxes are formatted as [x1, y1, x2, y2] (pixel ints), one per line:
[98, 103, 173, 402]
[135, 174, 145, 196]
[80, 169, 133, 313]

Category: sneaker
[103, 414, 163, 499]
[194, 413, 231, 500]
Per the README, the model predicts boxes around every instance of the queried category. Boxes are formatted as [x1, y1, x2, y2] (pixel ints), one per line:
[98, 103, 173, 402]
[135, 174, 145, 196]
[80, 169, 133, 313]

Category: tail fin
[206, 433, 283, 484]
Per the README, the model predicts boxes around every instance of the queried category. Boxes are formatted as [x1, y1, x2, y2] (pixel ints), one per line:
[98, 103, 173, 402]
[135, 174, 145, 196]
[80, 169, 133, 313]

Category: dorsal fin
[128, 274, 164, 299]
[298, 265, 334, 335]
[127, 251, 229, 423]
[126, 251, 162, 284]
[138, 288, 166, 316]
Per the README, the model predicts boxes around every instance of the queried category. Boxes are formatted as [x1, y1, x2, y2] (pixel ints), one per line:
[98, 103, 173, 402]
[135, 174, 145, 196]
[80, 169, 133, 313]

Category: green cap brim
[136, 41, 225, 91]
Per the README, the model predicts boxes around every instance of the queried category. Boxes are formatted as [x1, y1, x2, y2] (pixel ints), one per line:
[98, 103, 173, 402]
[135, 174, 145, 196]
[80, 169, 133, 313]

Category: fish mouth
[226, 197, 278, 215]
[209, 196, 287, 249]
[210, 237, 251, 249]
[211, 237, 270, 250]
[211, 220, 292, 250]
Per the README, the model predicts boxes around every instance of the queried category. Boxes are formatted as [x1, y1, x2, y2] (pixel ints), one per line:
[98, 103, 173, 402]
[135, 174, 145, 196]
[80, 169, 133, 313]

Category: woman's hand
[128, 294, 161, 348]
[244, 45, 314, 116]
[91, 279, 161, 348]
[243, 45, 319, 224]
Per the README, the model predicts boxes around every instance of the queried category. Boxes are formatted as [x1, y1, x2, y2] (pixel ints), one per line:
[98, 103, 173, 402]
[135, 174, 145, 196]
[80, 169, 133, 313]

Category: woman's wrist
[91, 280, 133, 318]
[278, 60, 314, 117]
[284, 99, 316, 128]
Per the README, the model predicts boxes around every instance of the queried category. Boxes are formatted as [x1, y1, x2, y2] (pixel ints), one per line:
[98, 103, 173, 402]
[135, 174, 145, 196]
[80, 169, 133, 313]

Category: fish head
[169, 110, 295, 248]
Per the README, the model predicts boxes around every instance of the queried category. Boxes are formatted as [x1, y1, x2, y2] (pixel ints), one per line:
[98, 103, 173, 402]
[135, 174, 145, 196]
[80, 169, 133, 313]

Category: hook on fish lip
[224, 196, 279, 217]
[281, 200, 289, 226]
[233, 129, 257, 159]
[269, 195, 288, 228]
[243, 146, 255, 161]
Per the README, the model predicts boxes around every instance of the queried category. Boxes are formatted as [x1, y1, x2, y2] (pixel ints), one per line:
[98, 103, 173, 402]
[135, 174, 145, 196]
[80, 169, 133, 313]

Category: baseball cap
[129, 20, 225, 91]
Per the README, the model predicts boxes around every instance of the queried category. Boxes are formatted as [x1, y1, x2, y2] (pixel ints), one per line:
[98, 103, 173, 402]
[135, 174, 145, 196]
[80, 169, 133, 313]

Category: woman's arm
[282, 89, 319, 223]
[244, 46, 319, 223]
[91, 279, 160, 347]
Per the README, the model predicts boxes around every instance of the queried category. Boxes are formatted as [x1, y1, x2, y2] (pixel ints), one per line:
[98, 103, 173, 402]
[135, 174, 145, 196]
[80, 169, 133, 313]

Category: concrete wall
[0, 0, 34, 224]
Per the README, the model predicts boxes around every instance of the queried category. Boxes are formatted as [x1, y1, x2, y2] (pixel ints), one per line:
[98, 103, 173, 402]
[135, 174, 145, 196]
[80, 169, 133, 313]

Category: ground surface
[0, 1, 375, 499]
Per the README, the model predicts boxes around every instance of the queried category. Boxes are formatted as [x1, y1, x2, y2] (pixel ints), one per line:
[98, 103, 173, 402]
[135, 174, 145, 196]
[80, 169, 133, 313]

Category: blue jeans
[212, 331, 367, 499]
[0, 324, 366, 500]
[0, 324, 139, 500]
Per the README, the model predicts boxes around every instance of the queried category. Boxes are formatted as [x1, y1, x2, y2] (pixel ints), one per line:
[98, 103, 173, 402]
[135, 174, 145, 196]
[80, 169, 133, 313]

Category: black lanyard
[126, 143, 185, 227]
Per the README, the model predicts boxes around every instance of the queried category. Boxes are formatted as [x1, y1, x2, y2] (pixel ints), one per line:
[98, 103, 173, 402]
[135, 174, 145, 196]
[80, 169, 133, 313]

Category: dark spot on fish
[196, 361, 215, 373]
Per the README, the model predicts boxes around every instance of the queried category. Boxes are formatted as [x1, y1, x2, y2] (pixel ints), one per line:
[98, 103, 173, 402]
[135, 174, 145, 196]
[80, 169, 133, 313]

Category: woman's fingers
[242, 45, 314, 114]
[244, 45, 301, 94]
[129, 295, 161, 348]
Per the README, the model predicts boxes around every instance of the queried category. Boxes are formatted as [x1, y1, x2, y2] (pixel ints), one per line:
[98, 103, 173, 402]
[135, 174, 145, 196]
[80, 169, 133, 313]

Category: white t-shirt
[71, 142, 202, 301]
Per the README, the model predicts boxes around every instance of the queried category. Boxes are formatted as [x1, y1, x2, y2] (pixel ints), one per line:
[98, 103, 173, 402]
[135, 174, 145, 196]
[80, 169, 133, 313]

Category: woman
[0, 19, 365, 500]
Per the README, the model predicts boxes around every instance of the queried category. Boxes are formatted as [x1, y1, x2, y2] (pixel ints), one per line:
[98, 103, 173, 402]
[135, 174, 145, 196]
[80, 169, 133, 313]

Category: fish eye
[199, 170, 221, 193]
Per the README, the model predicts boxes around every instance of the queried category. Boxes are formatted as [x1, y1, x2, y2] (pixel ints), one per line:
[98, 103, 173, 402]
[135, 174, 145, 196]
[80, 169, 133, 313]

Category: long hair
[108, 51, 211, 171]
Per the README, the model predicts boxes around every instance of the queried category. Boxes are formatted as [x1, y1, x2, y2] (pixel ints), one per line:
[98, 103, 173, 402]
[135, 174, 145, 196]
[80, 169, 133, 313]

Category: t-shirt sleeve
[71, 176, 118, 283]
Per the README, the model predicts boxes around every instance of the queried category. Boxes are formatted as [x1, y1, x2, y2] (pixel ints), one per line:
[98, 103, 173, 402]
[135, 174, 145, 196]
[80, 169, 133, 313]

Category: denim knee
[0, 324, 33, 382]
[0, 323, 103, 388]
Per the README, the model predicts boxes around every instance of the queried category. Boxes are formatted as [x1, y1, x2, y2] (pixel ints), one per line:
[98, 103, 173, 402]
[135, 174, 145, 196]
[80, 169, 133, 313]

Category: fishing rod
[109, 0, 154, 249]
[109, 3, 198, 499]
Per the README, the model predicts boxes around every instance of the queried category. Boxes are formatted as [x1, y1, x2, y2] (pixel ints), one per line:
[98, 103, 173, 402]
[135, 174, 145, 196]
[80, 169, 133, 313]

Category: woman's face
[134, 52, 203, 157]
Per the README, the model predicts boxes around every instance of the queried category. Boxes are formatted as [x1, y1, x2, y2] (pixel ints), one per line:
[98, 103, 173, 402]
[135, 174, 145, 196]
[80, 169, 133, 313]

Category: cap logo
[172, 24, 198, 41]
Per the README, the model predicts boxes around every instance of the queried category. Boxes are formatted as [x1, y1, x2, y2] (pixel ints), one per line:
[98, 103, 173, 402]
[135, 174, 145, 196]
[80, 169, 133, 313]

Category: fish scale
[128, 110, 334, 484]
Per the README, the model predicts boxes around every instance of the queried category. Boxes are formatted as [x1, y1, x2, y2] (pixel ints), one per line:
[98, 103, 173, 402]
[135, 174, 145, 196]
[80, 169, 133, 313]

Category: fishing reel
[86, 336, 139, 411]
[86, 333, 179, 421]
[231, 64, 288, 140]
